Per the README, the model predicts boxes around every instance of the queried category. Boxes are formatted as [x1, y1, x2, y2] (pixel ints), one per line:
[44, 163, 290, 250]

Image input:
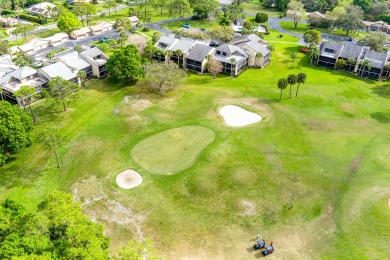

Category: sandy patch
[240, 200, 256, 216]
[116, 169, 143, 189]
[131, 99, 153, 112]
[220, 105, 262, 127]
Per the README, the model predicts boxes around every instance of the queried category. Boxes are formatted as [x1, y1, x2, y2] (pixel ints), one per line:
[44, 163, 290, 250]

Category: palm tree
[359, 59, 371, 77]
[255, 52, 263, 68]
[277, 78, 288, 100]
[46, 52, 54, 60]
[174, 49, 183, 67]
[308, 44, 319, 65]
[74, 45, 82, 52]
[383, 64, 390, 79]
[287, 74, 297, 98]
[77, 70, 87, 87]
[296, 73, 307, 97]
[166, 50, 173, 64]
[0, 87, 4, 100]
[230, 58, 236, 80]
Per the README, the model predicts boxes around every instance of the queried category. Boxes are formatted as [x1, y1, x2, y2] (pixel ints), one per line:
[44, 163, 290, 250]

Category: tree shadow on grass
[372, 84, 390, 98]
[370, 112, 390, 124]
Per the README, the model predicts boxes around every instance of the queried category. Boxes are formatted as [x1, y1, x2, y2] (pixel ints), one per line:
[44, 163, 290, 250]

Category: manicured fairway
[131, 126, 215, 175]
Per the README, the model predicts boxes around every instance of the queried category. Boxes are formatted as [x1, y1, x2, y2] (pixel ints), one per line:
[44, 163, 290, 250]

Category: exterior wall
[317, 56, 336, 68]
[91, 64, 100, 77]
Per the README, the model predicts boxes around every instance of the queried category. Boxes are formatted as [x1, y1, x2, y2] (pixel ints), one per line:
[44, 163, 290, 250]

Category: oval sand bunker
[116, 169, 142, 189]
[220, 105, 262, 127]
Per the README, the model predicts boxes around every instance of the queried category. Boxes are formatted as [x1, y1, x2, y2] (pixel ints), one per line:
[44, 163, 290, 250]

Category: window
[324, 48, 335, 53]
[216, 51, 221, 55]
[222, 52, 226, 56]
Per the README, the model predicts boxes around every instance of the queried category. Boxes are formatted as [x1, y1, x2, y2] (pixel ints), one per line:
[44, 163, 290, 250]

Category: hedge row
[18, 13, 48, 24]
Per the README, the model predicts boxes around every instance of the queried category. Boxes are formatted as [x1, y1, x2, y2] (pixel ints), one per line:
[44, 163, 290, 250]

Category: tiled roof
[186, 44, 214, 62]
[39, 62, 76, 80]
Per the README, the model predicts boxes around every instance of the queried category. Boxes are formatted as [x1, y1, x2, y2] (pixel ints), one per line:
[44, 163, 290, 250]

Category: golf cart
[262, 243, 274, 256]
[254, 239, 265, 250]
[183, 23, 191, 28]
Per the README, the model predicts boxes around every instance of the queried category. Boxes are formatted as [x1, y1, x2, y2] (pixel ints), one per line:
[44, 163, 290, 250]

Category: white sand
[219, 105, 262, 127]
[116, 169, 143, 189]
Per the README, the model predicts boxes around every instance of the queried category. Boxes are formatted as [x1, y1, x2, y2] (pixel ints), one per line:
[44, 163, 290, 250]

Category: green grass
[279, 21, 365, 39]
[9, 28, 61, 46]
[1, 40, 390, 258]
[161, 18, 220, 31]
[131, 126, 215, 175]
[242, 0, 281, 17]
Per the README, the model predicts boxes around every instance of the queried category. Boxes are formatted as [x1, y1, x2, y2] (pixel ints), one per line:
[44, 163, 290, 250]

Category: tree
[0, 87, 3, 100]
[103, 0, 115, 16]
[277, 78, 288, 100]
[326, 6, 345, 30]
[287, 0, 306, 29]
[308, 44, 319, 65]
[0, 101, 33, 159]
[118, 32, 127, 47]
[14, 23, 35, 41]
[74, 45, 82, 52]
[243, 20, 252, 30]
[193, 0, 219, 21]
[353, 0, 372, 14]
[13, 86, 37, 123]
[37, 129, 69, 168]
[287, 74, 297, 98]
[106, 45, 143, 82]
[347, 58, 356, 71]
[0, 40, 10, 55]
[336, 4, 364, 36]
[114, 239, 158, 260]
[173, 49, 183, 66]
[365, 31, 388, 52]
[210, 26, 234, 43]
[255, 12, 268, 23]
[57, 11, 82, 33]
[47, 77, 80, 112]
[335, 59, 346, 70]
[13, 51, 34, 68]
[166, 50, 173, 64]
[46, 51, 55, 60]
[295, 72, 306, 97]
[114, 17, 132, 32]
[77, 70, 86, 87]
[137, 63, 187, 94]
[359, 58, 371, 77]
[206, 55, 223, 79]
[276, 0, 288, 11]
[152, 32, 161, 44]
[303, 29, 322, 45]
[222, 0, 245, 22]
[290, 52, 297, 62]
[219, 16, 231, 26]
[230, 57, 236, 80]
[169, 0, 191, 20]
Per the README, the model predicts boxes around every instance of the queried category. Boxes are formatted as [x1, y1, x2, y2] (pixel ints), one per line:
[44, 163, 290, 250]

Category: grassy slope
[0, 39, 389, 258]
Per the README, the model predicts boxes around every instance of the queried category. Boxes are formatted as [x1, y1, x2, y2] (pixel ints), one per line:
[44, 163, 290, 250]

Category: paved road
[149, 16, 192, 35]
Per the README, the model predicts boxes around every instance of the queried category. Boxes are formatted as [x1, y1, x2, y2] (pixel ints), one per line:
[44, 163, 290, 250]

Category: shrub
[1, 10, 16, 15]
[129, 27, 136, 34]
[191, 15, 201, 20]
[255, 12, 268, 23]
[18, 13, 47, 24]
[219, 16, 231, 26]
[243, 21, 253, 30]
[101, 13, 106, 18]
[142, 27, 149, 32]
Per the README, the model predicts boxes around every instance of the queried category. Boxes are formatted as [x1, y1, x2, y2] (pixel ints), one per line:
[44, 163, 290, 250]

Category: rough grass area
[0, 39, 389, 259]
[131, 126, 215, 175]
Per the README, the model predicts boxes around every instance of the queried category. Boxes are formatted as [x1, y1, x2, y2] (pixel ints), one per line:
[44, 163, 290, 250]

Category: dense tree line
[0, 191, 158, 259]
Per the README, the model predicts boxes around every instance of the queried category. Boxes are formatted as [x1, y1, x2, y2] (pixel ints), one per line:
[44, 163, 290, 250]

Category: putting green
[131, 126, 215, 175]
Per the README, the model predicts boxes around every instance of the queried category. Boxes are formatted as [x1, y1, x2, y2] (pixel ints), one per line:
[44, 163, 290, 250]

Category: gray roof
[39, 62, 76, 80]
[155, 36, 178, 50]
[81, 47, 106, 60]
[0, 67, 37, 85]
[216, 44, 248, 57]
[364, 50, 388, 69]
[170, 38, 196, 52]
[320, 41, 343, 58]
[59, 52, 91, 70]
[186, 44, 214, 62]
[245, 41, 270, 56]
[246, 34, 261, 42]
[339, 43, 363, 59]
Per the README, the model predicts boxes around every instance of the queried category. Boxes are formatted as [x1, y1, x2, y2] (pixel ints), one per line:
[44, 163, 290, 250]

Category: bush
[142, 27, 149, 32]
[100, 13, 106, 18]
[18, 13, 47, 24]
[191, 15, 201, 20]
[255, 12, 268, 23]
[175, 28, 205, 40]
[1, 10, 16, 15]
[219, 16, 231, 26]
[129, 27, 136, 33]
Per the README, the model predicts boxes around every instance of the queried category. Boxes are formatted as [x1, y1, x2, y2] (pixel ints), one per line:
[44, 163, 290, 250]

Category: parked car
[209, 41, 220, 47]
[183, 23, 191, 28]
[348, 37, 354, 41]
[200, 28, 205, 31]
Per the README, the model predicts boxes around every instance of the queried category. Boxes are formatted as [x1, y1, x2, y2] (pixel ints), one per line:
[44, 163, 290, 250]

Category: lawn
[9, 28, 61, 46]
[160, 18, 220, 31]
[1, 40, 390, 259]
[279, 21, 366, 39]
[242, 0, 281, 17]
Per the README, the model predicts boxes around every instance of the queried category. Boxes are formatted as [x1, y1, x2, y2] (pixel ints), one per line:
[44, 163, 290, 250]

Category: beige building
[46, 32, 69, 47]
[89, 21, 114, 35]
[70, 27, 92, 40]
[128, 16, 140, 27]
[80, 48, 109, 77]
[15, 38, 51, 55]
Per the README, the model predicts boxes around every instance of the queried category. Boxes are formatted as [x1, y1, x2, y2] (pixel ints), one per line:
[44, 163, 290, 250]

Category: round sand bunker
[116, 169, 142, 189]
[220, 105, 262, 127]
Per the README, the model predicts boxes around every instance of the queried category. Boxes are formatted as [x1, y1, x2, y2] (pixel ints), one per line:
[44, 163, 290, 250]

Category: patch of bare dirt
[240, 200, 256, 216]
[127, 34, 147, 53]
[131, 99, 153, 112]
[73, 176, 145, 244]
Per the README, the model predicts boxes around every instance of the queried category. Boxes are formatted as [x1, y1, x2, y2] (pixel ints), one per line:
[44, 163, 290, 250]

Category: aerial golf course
[1, 39, 390, 259]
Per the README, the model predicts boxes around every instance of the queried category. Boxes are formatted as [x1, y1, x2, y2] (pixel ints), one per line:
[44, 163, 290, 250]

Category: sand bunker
[220, 105, 262, 127]
[116, 169, 143, 189]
